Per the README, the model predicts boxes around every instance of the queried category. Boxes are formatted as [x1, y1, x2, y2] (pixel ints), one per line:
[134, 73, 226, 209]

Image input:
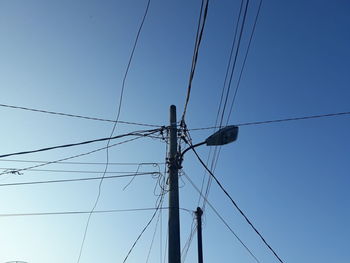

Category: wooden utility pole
[168, 105, 181, 263]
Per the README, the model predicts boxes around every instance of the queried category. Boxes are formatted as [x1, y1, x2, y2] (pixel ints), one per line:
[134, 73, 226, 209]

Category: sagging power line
[0, 128, 163, 159]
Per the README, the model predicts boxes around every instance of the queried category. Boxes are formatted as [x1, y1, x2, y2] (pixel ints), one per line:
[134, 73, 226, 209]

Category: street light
[179, 125, 238, 263]
[181, 125, 239, 157]
[205, 125, 239, 146]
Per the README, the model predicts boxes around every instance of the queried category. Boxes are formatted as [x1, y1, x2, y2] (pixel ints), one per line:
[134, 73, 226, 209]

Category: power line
[0, 159, 165, 166]
[0, 136, 145, 176]
[0, 168, 159, 174]
[189, 145, 285, 263]
[218, 0, 250, 127]
[197, 0, 245, 212]
[0, 207, 192, 218]
[189, 110, 350, 131]
[202, 0, 263, 213]
[0, 172, 159, 187]
[181, 0, 209, 124]
[0, 103, 160, 127]
[226, 0, 263, 123]
[182, 170, 261, 263]
[0, 128, 162, 159]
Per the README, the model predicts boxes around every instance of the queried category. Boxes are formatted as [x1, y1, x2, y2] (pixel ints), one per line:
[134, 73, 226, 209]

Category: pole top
[195, 207, 203, 216]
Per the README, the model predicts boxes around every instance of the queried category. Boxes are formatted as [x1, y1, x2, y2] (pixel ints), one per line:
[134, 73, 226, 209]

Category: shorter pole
[195, 207, 203, 263]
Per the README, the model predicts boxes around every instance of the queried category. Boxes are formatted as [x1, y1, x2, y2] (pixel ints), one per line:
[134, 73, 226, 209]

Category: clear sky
[0, 0, 349, 262]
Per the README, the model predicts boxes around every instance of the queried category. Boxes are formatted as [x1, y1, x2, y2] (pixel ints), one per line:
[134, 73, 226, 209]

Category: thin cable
[0, 207, 192, 218]
[226, 0, 263, 123]
[205, 1, 263, 207]
[0, 103, 160, 127]
[123, 191, 165, 262]
[181, 0, 209, 124]
[189, 111, 350, 130]
[218, 0, 250, 126]
[145, 204, 162, 263]
[0, 168, 158, 174]
[198, 0, 246, 213]
[182, 170, 260, 263]
[0, 136, 144, 176]
[190, 146, 284, 263]
[77, 1, 152, 261]
[202, 0, 251, 206]
[0, 159, 164, 166]
[0, 172, 159, 187]
[0, 128, 161, 159]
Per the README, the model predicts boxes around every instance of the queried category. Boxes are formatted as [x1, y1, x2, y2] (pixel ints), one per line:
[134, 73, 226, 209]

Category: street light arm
[180, 141, 206, 158]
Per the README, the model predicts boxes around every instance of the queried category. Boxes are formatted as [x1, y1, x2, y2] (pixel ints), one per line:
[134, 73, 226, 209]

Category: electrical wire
[0, 168, 159, 174]
[0, 128, 162, 159]
[188, 110, 350, 131]
[146, 202, 162, 263]
[218, 0, 250, 127]
[0, 103, 160, 127]
[0, 159, 165, 166]
[182, 170, 261, 263]
[202, 0, 263, 215]
[122, 184, 165, 263]
[197, 0, 245, 210]
[0, 207, 192, 218]
[189, 146, 284, 263]
[205, 0, 251, 209]
[0, 136, 145, 176]
[181, 0, 209, 125]
[76, 1, 153, 261]
[0, 172, 159, 187]
[226, 0, 263, 123]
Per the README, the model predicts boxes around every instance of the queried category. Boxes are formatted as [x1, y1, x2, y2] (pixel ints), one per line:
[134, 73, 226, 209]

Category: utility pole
[168, 105, 181, 263]
[195, 207, 204, 263]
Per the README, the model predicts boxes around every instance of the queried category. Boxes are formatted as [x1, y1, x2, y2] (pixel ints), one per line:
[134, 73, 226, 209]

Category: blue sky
[0, 0, 349, 262]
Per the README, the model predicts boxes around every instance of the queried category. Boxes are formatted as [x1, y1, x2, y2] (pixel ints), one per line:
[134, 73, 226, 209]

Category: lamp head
[205, 125, 239, 146]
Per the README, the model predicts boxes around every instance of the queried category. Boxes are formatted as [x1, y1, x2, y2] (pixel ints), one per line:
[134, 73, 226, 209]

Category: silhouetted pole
[195, 207, 204, 263]
[168, 105, 181, 263]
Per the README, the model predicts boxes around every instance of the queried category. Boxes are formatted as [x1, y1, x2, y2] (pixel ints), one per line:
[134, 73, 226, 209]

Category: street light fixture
[205, 125, 239, 146]
[181, 125, 239, 157]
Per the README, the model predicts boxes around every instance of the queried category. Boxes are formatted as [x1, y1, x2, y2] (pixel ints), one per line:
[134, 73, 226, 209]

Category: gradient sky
[0, 0, 349, 263]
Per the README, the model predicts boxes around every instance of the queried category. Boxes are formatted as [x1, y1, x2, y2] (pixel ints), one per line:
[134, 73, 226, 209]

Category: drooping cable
[0, 128, 162, 159]
[145, 203, 162, 263]
[0, 172, 159, 187]
[0, 159, 165, 166]
[0, 167, 158, 174]
[122, 184, 165, 262]
[182, 170, 261, 263]
[189, 145, 285, 263]
[0, 136, 146, 176]
[76, 1, 153, 261]
[0, 207, 192, 218]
